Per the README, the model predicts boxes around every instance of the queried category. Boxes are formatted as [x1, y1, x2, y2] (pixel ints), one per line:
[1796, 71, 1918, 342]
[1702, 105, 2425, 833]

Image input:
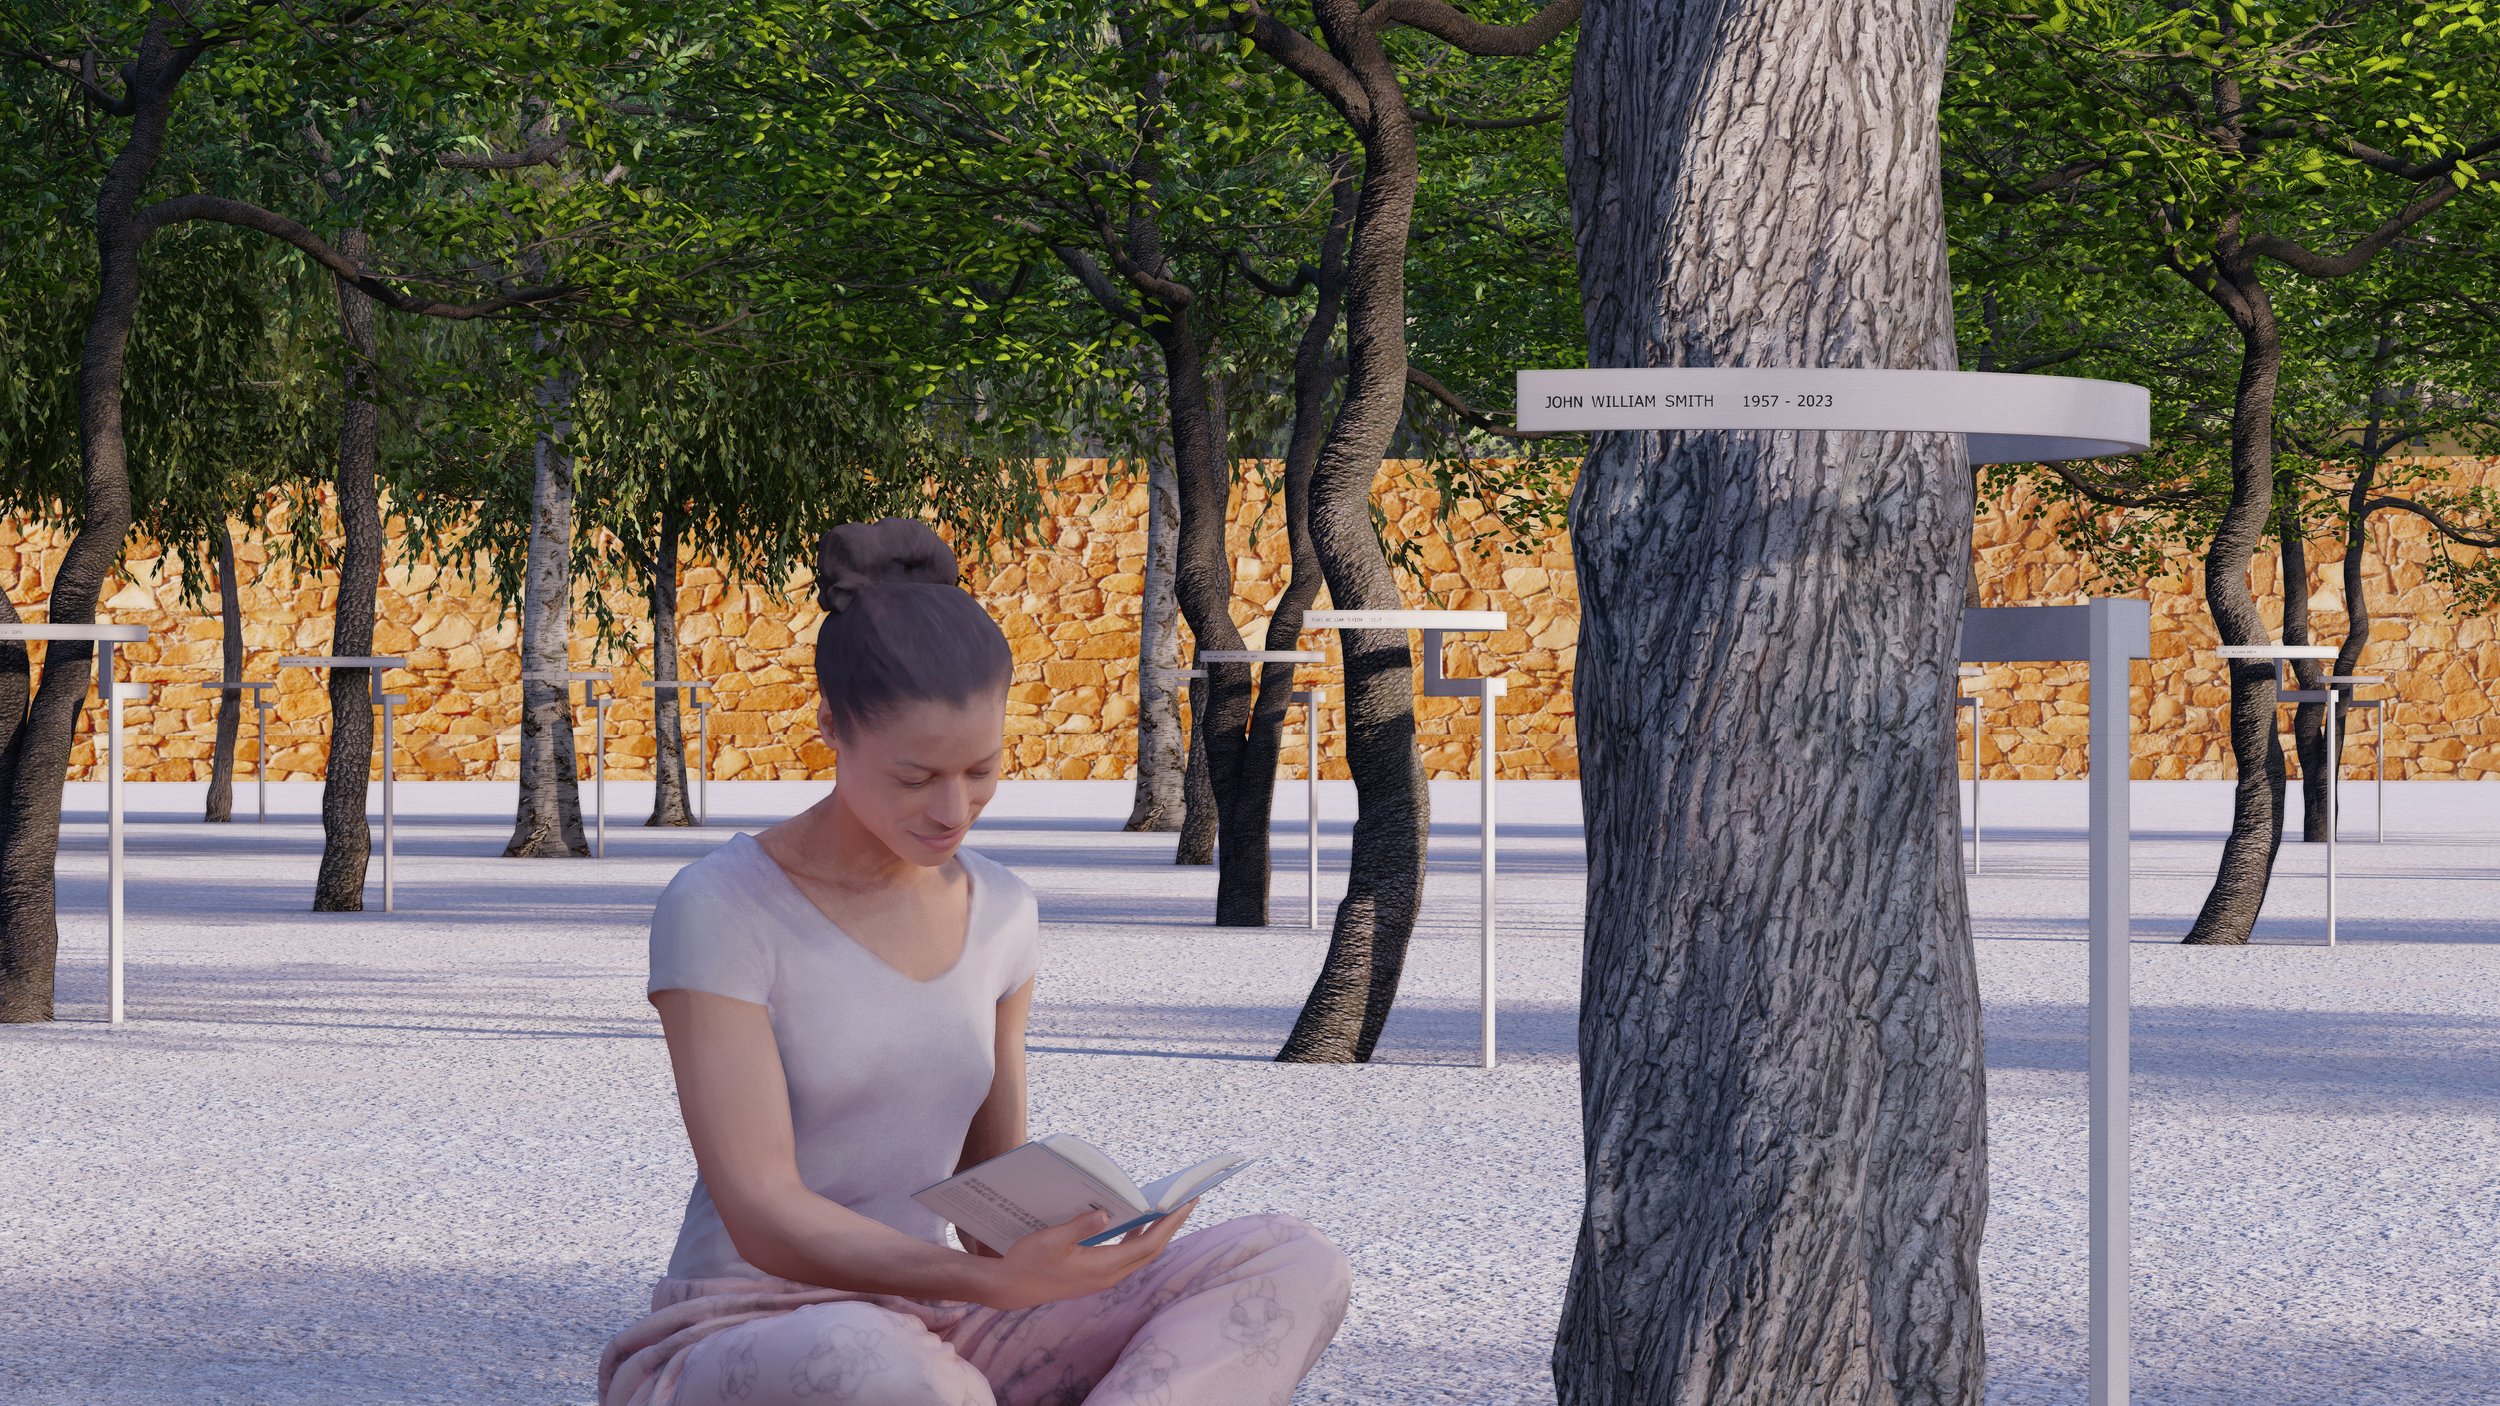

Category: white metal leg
[594, 699, 610, 858]
[697, 702, 710, 826]
[1290, 688, 1324, 930]
[2325, 699, 2337, 948]
[2377, 703, 2386, 843]
[104, 643, 125, 1027]
[380, 695, 397, 913]
[1479, 681, 1498, 1071]
[2084, 603, 2134, 1406]
[254, 697, 270, 822]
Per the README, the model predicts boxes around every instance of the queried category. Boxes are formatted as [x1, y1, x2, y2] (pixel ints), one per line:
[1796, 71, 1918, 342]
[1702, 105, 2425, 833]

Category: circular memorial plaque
[1514, 368, 2149, 463]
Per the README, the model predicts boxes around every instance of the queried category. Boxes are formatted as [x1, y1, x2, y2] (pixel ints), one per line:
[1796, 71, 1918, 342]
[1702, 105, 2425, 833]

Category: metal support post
[596, 695, 614, 857]
[1478, 674, 1498, 1068]
[2084, 599, 2146, 1406]
[1419, 625, 1507, 1071]
[104, 643, 125, 1027]
[378, 691, 404, 912]
[1297, 688, 1324, 929]
[697, 699, 711, 826]
[2325, 697, 2338, 948]
[254, 691, 272, 821]
[1957, 675, 1984, 872]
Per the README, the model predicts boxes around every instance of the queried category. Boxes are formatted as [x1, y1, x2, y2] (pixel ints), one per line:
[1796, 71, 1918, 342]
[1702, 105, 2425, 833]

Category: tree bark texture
[507, 338, 591, 858]
[1177, 677, 1217, 865]
[1219, 160, 1356, 926]
[2324, 443, 2385, 832]
[1555, 1, 1987, 1400]
[2279, 504, 2335, 842]
[2182, 272, 2287, 945]
[0, 22, 180, 1022]
[312, 230, 383, 912]
[1143, 288, 1257, 911]
[1275, 2, 1435, 1063]
[204, 525, 243, 823]
[647, 507, 694, 827]
[1126, 446, 1187, 833]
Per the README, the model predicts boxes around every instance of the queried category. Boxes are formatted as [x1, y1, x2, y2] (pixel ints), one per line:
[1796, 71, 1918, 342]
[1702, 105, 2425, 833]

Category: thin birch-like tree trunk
[1127, 446, 1186, 833]
[507, 334, 590, 858]
[1555, 0, 1987, 1397]
[646, 506, 692, 827]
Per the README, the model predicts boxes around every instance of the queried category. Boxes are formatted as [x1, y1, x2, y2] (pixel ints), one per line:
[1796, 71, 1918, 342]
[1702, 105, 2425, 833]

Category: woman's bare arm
[653, 984, 1183, 1308]
[951, 978, 1035, 1256]
[958, 977, 1034, 1171]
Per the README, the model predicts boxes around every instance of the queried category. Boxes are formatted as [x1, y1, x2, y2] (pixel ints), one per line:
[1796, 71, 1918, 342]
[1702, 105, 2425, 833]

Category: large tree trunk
[1276, 7, 1432, 1064]
[0, 22, 176, 1022]
[1216, 161, 1356, 927]
[312, 231, 383, 911]
[1127, 445, 1187, 833]
[2183, 267, 2288, 946]
[1554, 0, 1988, 1399]
[204, 525, 243, 823]
[646, 505, 693, 827]
[507, 338, 591, 858]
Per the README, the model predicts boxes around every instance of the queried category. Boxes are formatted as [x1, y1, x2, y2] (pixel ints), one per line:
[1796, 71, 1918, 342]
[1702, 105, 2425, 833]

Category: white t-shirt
[647, 831, 1039, 1280]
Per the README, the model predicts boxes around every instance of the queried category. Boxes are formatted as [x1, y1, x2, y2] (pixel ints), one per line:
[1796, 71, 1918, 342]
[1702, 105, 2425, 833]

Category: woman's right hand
[973, 1201, 1196, 1310]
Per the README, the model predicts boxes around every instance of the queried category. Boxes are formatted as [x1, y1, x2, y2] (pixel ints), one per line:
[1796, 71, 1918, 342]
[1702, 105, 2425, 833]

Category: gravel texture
[4, 777, 2496, 1405]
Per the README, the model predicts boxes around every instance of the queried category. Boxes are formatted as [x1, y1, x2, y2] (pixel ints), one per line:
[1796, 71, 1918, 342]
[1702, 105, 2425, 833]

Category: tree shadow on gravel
[0, 1260, 646, 1406]
[1982, 1000, 2500, 1106]
[1030, 997, 1579, 1067]
[38, 955, 656, 1046]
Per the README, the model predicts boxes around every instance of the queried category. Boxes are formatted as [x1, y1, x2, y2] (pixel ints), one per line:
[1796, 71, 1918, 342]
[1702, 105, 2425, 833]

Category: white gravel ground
[4, 777, 2497, 1405]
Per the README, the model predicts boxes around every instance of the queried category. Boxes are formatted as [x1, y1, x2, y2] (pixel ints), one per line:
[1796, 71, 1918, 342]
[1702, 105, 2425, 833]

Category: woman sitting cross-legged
[599, 519, 1351, 1406]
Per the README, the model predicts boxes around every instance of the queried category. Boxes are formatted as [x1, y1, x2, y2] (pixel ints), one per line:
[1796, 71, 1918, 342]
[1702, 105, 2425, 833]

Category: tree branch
[439, 131, 572, 171]
[1235, 249, 1315, 299]
[1414, 103, 1562, 130]
[1239, 8, 1371, 128]
[1365, 0, 1583, 55]
[2040, 459, 2202, 509]
[1407, 364, 1573, 441]
[1052, 244, 1143, 328]
[2364, 495, 2500, 548]
[2247, 164, 2492, 279]
[135, 195, 570, 318]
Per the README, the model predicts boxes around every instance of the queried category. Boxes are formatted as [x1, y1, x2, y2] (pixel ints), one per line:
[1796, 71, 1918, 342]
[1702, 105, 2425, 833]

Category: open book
[914, 1134, 1254, 1251]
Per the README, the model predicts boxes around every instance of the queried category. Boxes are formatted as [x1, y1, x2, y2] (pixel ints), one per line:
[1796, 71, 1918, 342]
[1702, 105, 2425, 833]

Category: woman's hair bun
[814, 518, 960, 614]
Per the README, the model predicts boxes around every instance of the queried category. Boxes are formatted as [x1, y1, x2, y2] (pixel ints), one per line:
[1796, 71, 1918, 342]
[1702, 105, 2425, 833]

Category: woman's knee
[1235, 1213, 1353, 1298]
[689, 1301, 990, 1406]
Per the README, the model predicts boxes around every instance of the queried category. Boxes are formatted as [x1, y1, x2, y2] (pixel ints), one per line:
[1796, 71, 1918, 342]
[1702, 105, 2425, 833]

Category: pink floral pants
[599, 1213, 1351, 1406]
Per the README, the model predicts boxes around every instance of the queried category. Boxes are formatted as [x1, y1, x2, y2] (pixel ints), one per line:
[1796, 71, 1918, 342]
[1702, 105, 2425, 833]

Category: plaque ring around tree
[1519, 368, 2154, 1406]
[0, 621, 150, 1023]
[1514, 367, 2152, 462]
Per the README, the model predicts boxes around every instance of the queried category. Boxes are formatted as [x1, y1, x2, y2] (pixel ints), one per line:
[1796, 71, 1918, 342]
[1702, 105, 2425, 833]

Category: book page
[1038, 1134, 1146, 1205]
[1140, 1152, 1254, 1212]
[913, 1140, 1146, 1251]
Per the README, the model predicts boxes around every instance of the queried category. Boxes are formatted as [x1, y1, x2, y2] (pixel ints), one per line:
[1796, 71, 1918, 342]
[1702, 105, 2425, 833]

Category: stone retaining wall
[3, 458, 2494, 783]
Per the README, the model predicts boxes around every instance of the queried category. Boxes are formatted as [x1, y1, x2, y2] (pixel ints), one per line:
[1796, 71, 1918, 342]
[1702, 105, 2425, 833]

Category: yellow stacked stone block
[3, 458, 2494, 782]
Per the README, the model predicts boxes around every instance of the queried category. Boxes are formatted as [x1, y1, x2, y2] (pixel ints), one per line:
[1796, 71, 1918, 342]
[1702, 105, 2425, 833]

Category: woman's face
[820, 690, 1006, 867]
